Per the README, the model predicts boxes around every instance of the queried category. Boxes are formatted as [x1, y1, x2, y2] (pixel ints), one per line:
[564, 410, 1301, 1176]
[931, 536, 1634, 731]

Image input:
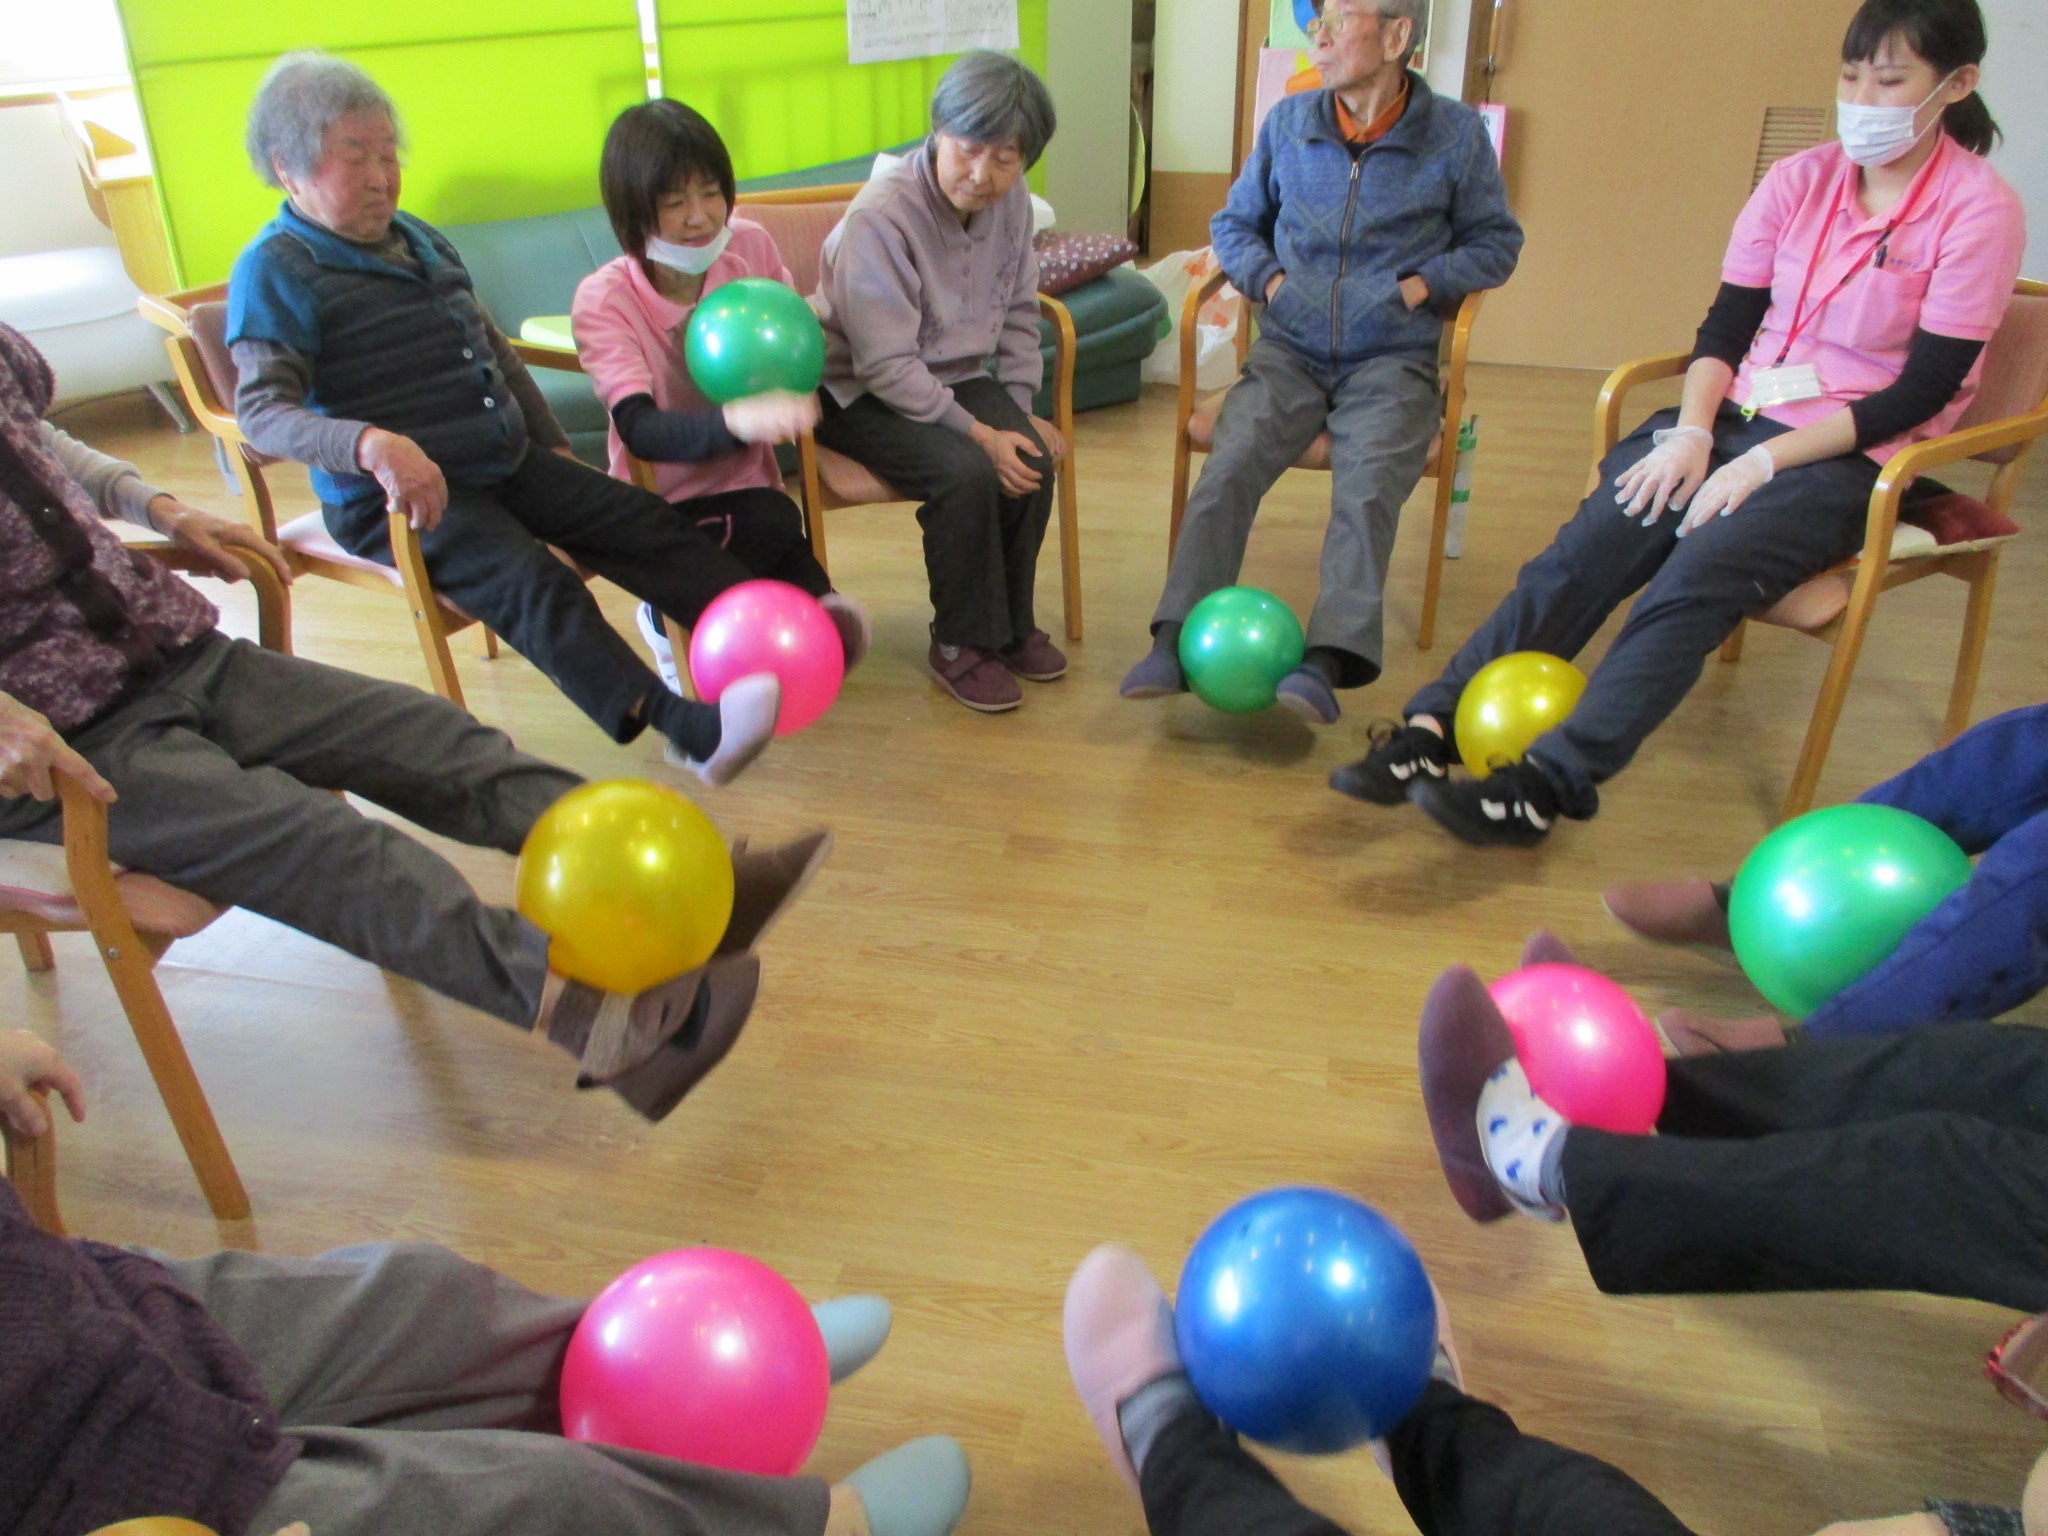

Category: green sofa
[441, 155, 1166, 467]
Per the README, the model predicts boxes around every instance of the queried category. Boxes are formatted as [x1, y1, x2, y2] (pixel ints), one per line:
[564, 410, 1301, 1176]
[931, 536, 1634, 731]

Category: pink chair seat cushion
[816, 446, 903, 505]
[0, 839, 220, 937]
[1186, 391, 1443, 477]
[277, 512, 482, 620]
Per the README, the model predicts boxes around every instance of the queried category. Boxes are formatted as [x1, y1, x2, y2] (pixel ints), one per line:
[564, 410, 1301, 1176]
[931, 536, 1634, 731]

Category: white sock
[1477, 1058, 1570, 1222]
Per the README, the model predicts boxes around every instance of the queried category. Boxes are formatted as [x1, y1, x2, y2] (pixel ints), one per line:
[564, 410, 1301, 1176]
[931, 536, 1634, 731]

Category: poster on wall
[847, 0, 1019, 65]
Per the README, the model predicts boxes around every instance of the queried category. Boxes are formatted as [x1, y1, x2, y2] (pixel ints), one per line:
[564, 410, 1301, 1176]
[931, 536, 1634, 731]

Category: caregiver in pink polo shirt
[573, 98, 869, 693]
[1335, 0, 2027, 849]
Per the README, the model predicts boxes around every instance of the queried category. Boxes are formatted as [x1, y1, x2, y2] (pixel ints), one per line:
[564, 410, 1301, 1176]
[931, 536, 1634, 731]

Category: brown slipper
[1418, 965, 1519, 1223]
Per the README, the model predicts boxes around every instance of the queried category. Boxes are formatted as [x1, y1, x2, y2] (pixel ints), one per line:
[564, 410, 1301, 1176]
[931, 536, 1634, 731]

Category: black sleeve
[611, 392, 743, 464]
[1849, 329, 1987, 451]
[1691, 282, 1772, 369]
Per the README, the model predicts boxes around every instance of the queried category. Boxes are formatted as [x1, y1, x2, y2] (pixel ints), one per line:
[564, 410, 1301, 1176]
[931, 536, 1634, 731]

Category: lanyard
[1769, 143, 1941, 368]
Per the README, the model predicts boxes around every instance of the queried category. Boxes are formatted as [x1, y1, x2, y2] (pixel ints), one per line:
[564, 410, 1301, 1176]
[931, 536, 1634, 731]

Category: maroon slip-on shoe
[1418, 965, 1519, 1223]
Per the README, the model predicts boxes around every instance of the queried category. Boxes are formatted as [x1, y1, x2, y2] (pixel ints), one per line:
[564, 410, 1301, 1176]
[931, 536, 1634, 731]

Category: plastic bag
[1138, 248, 1242, 390]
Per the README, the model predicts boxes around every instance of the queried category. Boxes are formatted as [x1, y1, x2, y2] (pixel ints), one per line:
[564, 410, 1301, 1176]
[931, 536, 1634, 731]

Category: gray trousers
[1154, 336, 1441, 685]
[158, 1242, 828, 1536]
[0, 631, 575, 1025]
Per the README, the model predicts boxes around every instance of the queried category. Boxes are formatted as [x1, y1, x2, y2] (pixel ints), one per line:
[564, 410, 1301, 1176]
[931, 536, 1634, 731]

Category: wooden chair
[0, 542, 288, 1223]
[1166, 272, 1486, 651]
[139, 285, 500, 709]
[735, 183, 1085, 642]
[1590, 278, 2048, 821]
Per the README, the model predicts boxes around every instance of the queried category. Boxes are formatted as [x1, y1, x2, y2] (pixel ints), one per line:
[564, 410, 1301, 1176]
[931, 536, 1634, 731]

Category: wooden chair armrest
[1855, 404, 2048, 564]
[1592, 351, 1693, 466]
[1175, 265, 1235, 438]
[2, 1088, 62, 1237]
[140, 542, 291, 653]
[1037, 293, 1077, 462]
[511, 339, 585, 373]
[1441, 290, 1488, 438]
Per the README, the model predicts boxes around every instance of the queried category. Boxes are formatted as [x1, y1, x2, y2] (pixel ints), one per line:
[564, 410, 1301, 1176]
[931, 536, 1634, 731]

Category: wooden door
[1476, 0, 1858, 367]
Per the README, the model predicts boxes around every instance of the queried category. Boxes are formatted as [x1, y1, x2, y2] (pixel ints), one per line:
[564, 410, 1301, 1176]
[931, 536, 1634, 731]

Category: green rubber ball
[1178, 587, 1306, 714]
[684, 278, 826, 404]
[1728, 803, 1972, 1017]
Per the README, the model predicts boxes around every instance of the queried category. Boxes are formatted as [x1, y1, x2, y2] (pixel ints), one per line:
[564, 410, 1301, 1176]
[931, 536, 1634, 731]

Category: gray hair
[246, 50, 402, 188]
[929, 51, 1057, 168]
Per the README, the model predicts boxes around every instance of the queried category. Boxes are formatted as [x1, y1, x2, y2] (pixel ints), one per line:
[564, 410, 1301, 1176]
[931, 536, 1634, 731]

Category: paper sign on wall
[848, 0, 1019, 65]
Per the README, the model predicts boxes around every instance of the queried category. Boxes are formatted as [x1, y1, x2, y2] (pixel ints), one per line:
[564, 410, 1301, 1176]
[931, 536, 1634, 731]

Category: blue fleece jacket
[1212, 73, 1522, 374]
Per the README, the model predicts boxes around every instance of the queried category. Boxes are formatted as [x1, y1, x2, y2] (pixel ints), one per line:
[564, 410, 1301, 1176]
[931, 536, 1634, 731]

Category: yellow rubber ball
[1453, 652, 1588, 776]
[516, 780, 735, 995]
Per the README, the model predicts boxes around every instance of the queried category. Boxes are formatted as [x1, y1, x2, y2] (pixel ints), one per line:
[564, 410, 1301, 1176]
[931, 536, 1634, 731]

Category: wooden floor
[27, 367, 2048, 1533]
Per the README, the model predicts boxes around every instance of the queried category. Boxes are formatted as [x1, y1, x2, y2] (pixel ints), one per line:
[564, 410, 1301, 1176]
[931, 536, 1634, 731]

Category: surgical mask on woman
[1836, 70, 1957, 167]
[646, 224, 733, 275]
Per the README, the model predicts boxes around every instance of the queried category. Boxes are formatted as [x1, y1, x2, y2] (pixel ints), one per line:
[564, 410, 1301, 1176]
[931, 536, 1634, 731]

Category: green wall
[117, 0, 1048, 288]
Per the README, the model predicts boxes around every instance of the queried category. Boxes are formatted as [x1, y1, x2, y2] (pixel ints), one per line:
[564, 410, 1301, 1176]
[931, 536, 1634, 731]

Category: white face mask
[646, 223, 732, 276]
[1836, 70, 1957, 168]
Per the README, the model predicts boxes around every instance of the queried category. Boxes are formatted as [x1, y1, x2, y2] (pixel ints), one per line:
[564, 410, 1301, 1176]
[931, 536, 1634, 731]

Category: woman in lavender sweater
[812, 51, 1064, 714]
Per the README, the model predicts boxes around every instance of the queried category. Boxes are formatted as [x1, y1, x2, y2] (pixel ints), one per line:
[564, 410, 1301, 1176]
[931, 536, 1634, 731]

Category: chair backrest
[1956, 280, 2048, 464]
[736, 186, 861, 298]
[185, 302, 241, 415]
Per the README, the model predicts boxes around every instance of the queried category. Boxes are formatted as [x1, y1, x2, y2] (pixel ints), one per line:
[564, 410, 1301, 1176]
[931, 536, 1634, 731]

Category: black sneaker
[1329, 721, 1451, 805]
[1411, 761, 1561, 848]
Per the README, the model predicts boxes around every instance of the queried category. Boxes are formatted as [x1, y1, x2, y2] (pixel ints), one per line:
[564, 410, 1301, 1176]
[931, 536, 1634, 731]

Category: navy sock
[641, 687, 722, 763]
[1303, 647, 1346, 687]
[1151, 620, 1183, 657]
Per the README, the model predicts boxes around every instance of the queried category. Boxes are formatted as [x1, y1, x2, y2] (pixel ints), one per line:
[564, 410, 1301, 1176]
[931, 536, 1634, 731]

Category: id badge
[1745, 363, 1825, 415]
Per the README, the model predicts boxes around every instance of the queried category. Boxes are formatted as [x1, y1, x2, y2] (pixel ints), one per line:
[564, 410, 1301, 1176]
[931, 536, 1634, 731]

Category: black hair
[1842, 0, 2001, 156]
[599, 98, 738, 260]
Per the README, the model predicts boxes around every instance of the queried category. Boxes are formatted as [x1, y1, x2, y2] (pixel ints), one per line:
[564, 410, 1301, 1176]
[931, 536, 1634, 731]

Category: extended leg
[1857, 701, 2048, 853]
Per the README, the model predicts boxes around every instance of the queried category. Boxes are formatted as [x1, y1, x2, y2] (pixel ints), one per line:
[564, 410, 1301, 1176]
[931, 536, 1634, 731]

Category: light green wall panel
[658, 0, 1048, 183]
[135, 29, 644, 286]
[120, 0, 632, 69]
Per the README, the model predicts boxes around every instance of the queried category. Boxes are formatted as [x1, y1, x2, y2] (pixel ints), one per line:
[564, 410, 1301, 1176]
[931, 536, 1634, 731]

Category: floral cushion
[1034, 232, 1139, 297]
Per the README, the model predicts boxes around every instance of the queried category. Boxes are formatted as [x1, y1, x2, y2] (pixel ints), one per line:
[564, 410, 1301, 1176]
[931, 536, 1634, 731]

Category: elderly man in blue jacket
[1121, 0, 1522, 724]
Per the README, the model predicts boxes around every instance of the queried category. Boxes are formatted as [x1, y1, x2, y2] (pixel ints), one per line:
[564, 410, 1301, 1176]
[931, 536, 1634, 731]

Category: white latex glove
[1677, 443, 1776, 536]
[1613, 425, 1712, 524]
[721, 390, 820, 444]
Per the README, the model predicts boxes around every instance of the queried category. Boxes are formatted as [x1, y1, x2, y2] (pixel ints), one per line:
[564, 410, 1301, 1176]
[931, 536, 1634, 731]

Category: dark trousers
[1801, 703, 2048, 1036]
[679, 485, 831, 597]
[812, 376, 1053, 650]
[1405, 407, 1876, 815]
[1564, 1022, 2048, 1313]
[328, 448, 752, 741]
[1140, 1386, 1694, 1536]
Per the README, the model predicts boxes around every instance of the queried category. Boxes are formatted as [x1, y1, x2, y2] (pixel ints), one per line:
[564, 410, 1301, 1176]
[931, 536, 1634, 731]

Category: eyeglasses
[1304, 7, 1381, 40]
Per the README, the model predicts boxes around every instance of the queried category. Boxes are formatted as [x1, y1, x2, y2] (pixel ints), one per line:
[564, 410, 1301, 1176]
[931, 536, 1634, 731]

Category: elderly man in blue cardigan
[1121, 0, 1521, 726]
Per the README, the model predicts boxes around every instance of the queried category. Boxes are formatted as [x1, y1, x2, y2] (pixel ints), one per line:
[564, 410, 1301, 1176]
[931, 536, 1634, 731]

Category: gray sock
[1538, 1127, 1570, 1209]
[1115, 1370, 1200, 1474]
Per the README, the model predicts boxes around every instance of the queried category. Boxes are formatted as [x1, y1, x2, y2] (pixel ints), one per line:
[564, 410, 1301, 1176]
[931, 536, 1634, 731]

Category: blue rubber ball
[1292, 0, 1318, 36]
[1176, 1187, 1437, 1454]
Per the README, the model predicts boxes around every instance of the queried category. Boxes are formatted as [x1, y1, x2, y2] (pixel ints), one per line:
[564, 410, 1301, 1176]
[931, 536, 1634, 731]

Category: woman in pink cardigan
[573, 99, 869, 693]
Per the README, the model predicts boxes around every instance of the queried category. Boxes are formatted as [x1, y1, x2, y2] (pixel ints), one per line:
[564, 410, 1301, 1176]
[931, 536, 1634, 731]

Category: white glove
[721, 390, 820, 445]
[1613, 425, 1712, 524]
[1677, 444, 1776, 536]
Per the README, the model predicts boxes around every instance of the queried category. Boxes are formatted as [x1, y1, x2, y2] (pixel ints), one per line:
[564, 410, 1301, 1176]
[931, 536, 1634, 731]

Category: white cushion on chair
[1754, 522, 2004, 632]
[278, 511, 404, 582]
[0, 839, 220, 937]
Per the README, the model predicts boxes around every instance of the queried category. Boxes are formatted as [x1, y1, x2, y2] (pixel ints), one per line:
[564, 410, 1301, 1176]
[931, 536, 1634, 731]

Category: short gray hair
[929, 51, 1057, 168]
[246, 51, 402, 188]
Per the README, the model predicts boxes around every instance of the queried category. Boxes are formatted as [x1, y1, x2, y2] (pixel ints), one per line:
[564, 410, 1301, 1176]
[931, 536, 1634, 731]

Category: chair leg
[1417, 461, 1454, 651]
[478, 626, 500, 660]
[1719, 620, 1747, 663]
[15, 931, 54, 972]
[1056, 455, 1083, 643]
[1942, 552, 1999, 744]
[662, 616, 699, 701]
[387, 511, 467, 708]
[1781, 596, 1877, 823]
[3, 1108, 64, 1236]
[96, 935, 251, 1220]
